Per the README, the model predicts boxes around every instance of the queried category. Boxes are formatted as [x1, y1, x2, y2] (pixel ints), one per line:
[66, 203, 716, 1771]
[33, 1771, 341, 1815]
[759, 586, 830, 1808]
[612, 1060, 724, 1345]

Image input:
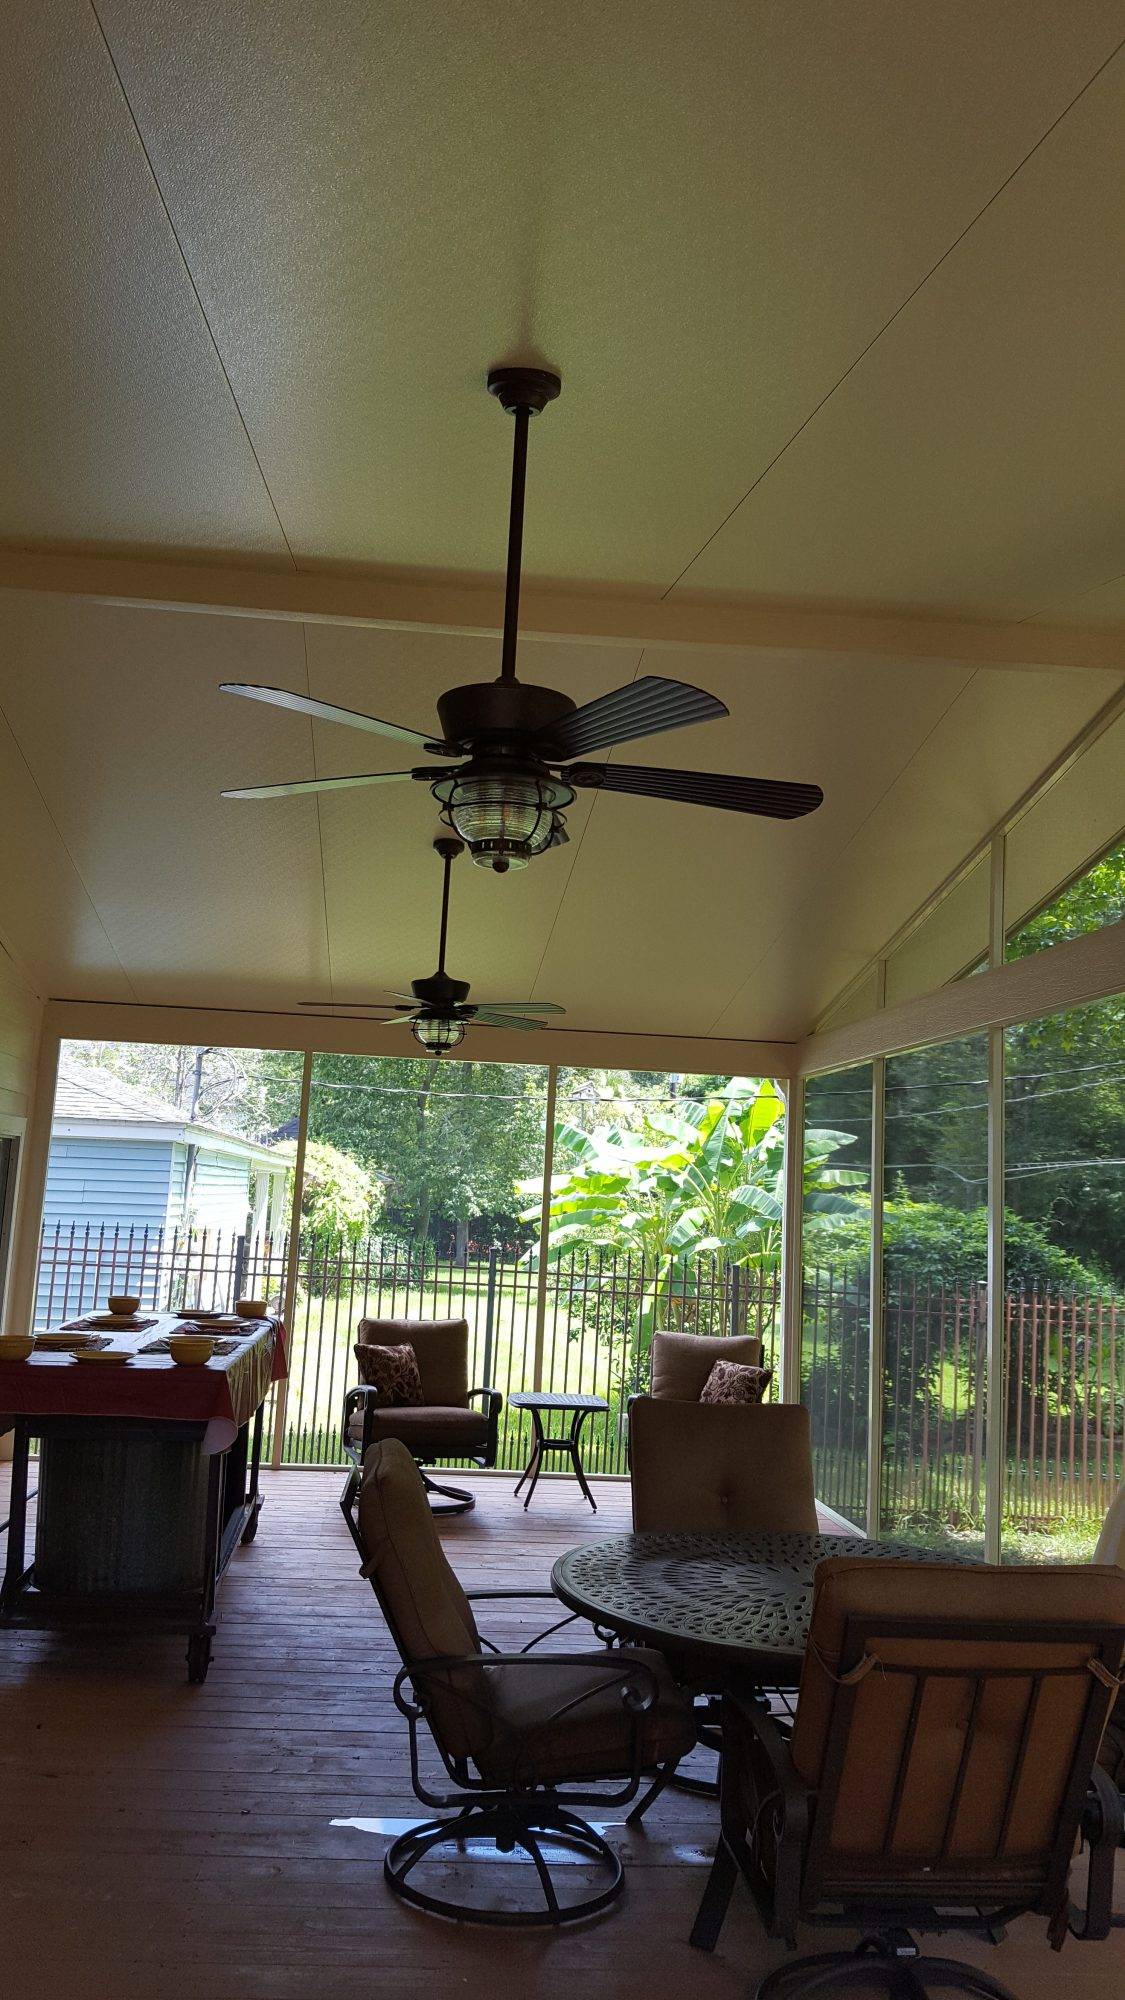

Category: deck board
[1, 1464, 1121, 1996]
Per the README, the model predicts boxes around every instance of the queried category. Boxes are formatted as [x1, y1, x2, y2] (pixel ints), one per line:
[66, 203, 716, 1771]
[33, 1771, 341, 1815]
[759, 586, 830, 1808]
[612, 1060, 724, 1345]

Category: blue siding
[37, 1136, 177, 1326]
[187, 1149, 252, 1235]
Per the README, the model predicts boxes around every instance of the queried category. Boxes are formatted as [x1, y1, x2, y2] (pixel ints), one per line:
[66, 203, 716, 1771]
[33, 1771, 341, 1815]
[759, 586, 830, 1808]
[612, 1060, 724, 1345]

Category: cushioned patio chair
[342, 1315, 501, 1515]
[629, 1397, 818, 1534]
[648, 1328, 764, 1400]
[689, 1555, 1125, 1997]
[341, 1437, 695, 1925]
[626, 1397, 817, 1823]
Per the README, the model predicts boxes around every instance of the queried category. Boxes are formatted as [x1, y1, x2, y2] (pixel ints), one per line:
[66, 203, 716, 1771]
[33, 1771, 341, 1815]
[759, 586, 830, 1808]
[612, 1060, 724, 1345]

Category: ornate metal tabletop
[552, 1529, 974, 1680]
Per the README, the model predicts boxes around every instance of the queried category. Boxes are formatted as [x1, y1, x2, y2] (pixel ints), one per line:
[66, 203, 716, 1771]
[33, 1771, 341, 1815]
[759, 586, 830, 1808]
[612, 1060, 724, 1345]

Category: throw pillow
[354, 1341, 423, 1407]
[700, 1358, 773, 1406]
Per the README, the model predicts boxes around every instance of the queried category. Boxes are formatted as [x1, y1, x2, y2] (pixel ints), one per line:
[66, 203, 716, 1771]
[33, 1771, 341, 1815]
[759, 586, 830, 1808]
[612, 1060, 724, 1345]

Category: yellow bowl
[107, 1295, 141, 1316]
[167, 1335, 215, 1366]
[235, 1299, 269, 1319]
[0, 1335, 35, 1361]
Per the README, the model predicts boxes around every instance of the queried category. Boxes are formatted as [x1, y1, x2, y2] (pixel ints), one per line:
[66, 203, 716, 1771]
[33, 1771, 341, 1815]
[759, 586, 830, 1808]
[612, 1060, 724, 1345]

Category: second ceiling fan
[220, 367, 823, 871]
[306, 834, 565, 1053]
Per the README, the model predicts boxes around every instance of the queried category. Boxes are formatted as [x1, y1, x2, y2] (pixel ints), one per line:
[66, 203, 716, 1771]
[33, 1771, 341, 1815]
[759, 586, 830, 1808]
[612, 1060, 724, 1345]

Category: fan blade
[569, 763, 823, 819]
[220, 683, 446, 750]
[536, 675, 728, 761]
[468, 1000, 566, 1015]
[471, 1011, 544, 1031]
[222, 770, 417, 800]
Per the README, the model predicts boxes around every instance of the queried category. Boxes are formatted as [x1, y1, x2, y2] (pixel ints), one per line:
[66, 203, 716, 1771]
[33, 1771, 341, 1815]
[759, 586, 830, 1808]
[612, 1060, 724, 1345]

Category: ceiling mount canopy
[220, 365, 823, 863]
[300, 834, 567, 1054]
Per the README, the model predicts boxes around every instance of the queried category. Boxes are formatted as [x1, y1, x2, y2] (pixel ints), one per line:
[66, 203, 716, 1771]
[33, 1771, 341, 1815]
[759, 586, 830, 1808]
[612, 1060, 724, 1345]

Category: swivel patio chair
[629, 1396, 818, 1535]
[689, 1555, 1125, 1997]
[341, 1437, 696, 1925]
[342, 1315, 501, 1516]
[626, 1397, 817, 1822]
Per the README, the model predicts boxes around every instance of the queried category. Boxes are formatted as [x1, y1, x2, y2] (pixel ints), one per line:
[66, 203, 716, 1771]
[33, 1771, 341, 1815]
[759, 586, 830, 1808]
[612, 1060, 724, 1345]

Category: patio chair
[626, 1397, 817, 1823]
[648, 1327, 763, 1400]
[341, 1315, 501, 1516]
[629, 1397, 818, 1534]
[689, 1556, 1125, 1997]
[1087, 1480, 1125, 1896]
[341, 1437, 696, 1925]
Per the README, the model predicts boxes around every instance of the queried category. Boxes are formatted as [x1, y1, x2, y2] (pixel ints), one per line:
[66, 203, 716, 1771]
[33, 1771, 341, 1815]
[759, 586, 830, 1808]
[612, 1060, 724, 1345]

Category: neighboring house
[36, 1059, 289, 1325]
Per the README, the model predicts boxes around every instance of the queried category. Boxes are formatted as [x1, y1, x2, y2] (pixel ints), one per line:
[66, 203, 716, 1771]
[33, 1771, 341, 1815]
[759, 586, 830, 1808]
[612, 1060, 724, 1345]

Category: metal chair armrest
[342, 1382, 383, 1460]
[721, 1692, 810, 1946]
[1069, 1764, 1124, 1942]
[467, 1387, 502, 1463]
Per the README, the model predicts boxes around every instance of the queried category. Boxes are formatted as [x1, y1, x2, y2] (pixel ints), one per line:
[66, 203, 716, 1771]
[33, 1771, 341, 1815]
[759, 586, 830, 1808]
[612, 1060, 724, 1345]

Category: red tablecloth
[0, 1315, 287, 1453]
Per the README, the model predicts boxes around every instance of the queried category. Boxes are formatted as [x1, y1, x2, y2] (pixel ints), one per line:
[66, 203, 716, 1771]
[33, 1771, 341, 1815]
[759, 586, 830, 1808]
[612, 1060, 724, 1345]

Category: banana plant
[518, 1078, 861, 1371]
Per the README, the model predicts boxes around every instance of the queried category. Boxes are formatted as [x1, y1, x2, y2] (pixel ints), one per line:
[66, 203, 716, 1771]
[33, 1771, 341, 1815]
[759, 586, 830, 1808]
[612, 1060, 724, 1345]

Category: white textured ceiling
[0, 5, 1122, 1041]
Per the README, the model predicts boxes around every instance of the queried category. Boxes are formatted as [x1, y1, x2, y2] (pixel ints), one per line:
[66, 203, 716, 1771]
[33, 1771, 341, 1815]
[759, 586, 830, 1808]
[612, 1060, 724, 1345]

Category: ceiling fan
[303, 834, 565, 1053]
[220, 366, 823, 870]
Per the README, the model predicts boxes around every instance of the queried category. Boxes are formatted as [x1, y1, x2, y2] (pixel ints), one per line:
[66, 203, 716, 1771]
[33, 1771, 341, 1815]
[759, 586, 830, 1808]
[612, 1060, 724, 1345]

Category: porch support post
[4, 1024, 59, 1337]
[866, 1054, 886, 1536]
[271, 1048, 313, 1468]
[984, 833, 1007, 1563]
[530, 1065, 558, 1393]
[779, 1074, 804, 1404]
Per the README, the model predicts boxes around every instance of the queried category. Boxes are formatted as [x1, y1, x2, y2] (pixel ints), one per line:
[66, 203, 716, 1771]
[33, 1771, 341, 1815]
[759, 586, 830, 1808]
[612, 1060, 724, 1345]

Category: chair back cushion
[790, 1557, 1125, 1898]
[649, 1329, 763, 1400]
[356, 1317, 469, 1407]
[353, 1341, 423, 1407]
[356, 1438, 488, 1756]
[629, 1398, 818, 1533]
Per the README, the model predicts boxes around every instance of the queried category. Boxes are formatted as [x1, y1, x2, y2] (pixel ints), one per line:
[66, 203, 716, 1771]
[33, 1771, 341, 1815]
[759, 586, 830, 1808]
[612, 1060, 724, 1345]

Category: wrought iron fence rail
[32, 1223, 1122, 1520]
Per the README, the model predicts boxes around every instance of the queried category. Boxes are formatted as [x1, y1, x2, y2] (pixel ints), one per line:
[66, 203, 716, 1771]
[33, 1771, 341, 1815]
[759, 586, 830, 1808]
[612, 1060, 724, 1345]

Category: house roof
[53, 1057, 285, 1171]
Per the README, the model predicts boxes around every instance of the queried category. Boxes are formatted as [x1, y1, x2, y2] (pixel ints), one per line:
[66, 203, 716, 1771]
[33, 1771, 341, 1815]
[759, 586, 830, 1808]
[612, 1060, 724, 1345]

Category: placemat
[61, 1315, 159, 1333]
[141, 1334, 242, 1356]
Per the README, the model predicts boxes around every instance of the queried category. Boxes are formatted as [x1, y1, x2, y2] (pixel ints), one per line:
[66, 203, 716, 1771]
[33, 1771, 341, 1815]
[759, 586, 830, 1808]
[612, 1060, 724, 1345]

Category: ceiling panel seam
[661, 36, 1125, 602]
[302, 625, 335, 1001]
[90, 3, 298, 571]
[0, 694, 138, 1000]
[701, 667, 979, 1036]
[1016, 564, 1125, 628]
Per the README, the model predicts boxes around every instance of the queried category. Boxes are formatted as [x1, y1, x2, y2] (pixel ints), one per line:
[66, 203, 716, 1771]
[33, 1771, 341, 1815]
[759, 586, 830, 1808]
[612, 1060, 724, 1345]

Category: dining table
[552, 1526, 982, 1687]
[0, 1310, 287, 1682]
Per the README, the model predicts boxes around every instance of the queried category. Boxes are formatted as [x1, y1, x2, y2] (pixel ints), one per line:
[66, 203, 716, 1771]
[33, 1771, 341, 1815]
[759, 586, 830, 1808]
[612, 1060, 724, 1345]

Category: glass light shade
[411, 1013, 466, 1056]
[448, 776, 550, 849]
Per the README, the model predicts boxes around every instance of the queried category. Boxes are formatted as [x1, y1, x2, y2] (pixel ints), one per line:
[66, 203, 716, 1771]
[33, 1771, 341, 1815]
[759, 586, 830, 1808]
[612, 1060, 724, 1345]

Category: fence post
[531, 1065, 558, 1393]
[232, 1232, 247, 1305]
[482, 1242, 500, 1389]
[272, 1050, 314, 1468]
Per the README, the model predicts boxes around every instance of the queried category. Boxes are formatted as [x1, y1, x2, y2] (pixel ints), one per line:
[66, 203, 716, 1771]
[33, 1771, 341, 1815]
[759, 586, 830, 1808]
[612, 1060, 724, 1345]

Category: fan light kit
[220, 366, 823, 869]
[303, 834, 566, 1054]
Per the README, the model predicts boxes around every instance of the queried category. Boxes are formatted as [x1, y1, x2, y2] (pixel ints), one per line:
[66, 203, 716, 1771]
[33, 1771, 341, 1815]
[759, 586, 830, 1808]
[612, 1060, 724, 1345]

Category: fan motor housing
[411, 972, 471, 1007]
[436, 680, 577, 750]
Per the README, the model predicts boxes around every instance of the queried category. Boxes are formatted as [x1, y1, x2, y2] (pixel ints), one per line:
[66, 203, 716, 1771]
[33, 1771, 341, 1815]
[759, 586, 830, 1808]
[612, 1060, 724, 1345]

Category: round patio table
[552, 1528, 976, 1685]
[509, 1392, 609, 1513]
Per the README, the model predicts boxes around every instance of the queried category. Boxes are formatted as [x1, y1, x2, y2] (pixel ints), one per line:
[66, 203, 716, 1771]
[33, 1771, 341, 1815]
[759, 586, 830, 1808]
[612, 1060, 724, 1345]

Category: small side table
[509, 1392, 609, 1512]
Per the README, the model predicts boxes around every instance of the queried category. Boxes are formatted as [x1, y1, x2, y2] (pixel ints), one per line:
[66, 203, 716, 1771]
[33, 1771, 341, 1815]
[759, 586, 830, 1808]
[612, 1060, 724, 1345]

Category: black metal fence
[33, 1222, 780, 1473]
[36, 1220, 1120, 1522]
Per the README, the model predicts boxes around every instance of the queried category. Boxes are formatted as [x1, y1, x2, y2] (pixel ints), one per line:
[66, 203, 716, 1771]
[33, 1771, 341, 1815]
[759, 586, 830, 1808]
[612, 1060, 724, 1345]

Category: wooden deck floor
[1, 1465, 1121, 1997]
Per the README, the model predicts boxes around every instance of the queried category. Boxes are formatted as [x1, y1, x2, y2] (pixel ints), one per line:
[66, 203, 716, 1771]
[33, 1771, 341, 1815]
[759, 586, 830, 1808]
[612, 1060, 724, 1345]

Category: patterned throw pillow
[354, 1341, 423, 1407]
[699, 1359, 773, 1406]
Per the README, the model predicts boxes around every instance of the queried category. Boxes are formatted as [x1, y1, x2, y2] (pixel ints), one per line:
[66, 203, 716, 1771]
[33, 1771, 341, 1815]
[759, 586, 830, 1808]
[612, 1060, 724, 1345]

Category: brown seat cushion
[349, 1404, 491, 1455]
[791, 1557, 1125, 1866]
[477, 1646, 696, 1786]
[353, 1341, 422, 1406]
[649, 1329, 763, 1400]
[700, 1358, 773, 1405]
[356, 1316, 470, 1406]
[630, 1397, 818, 1533]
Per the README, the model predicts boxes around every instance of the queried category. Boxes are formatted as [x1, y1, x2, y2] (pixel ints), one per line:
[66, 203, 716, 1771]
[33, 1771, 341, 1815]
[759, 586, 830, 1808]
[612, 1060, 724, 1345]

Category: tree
[273, 1138, 382, 1248]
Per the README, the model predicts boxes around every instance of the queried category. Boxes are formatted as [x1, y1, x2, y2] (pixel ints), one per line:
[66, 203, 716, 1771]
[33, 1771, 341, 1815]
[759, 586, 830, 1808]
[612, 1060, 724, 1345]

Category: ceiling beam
[42, 997, 794, 1078]
[796, 916, 1125, 1074]
[1, 549, 1122, 673]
